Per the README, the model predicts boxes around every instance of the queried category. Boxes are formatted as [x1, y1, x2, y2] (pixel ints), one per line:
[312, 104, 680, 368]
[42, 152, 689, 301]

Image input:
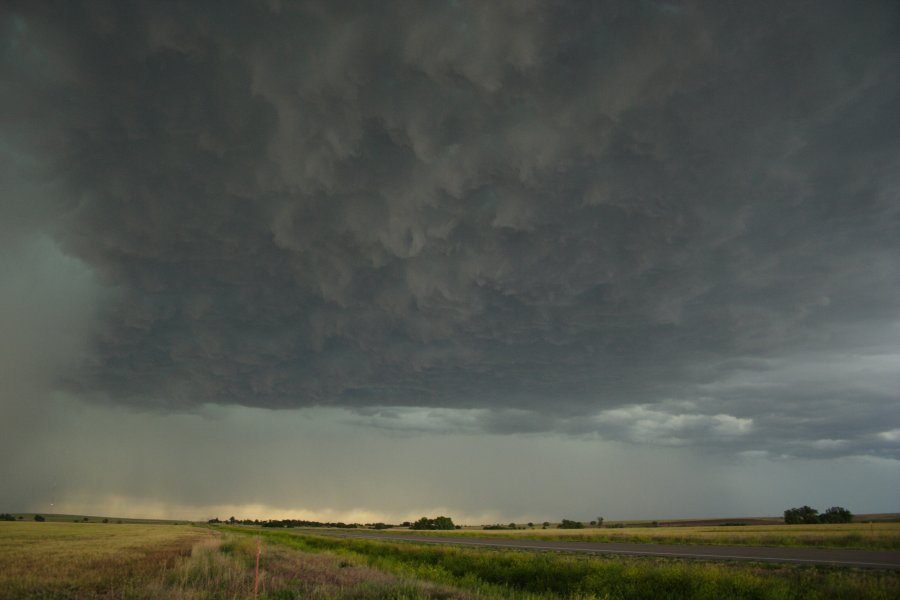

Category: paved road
[306, 531, 900, 569]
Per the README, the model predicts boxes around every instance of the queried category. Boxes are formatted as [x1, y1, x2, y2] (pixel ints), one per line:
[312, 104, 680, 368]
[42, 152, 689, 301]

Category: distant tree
[542, 521, 550, 527]
[820, 506, 853, 524]
[17, 516, 23, 520]
[102, 518, 109, 523]
[558, 519, 584, 529]
[508, 522, 516, 529]
[590, 521, 597, 526]
[597, 517, 603, 527]
[208, 518, 221, 524]
[784, 506, 820, 524]
[34, 514, 45, 522]
[228, 516, 236, 524]
[527, 522, 534, 528]
[0, 513, 15, 521]
[411, 516, 455, 530]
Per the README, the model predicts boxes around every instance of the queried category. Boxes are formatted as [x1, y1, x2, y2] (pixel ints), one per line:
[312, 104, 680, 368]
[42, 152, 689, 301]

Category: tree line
[207, 515, 459, 530]
[783, 505, 852, 524]
[209, 516, 363, 528]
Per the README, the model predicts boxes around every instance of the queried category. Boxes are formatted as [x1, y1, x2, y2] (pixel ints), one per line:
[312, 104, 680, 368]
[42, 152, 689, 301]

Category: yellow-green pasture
[0, 522, 475, 599]
[385, 522, 900, 550]
[0, 521, 206, 599]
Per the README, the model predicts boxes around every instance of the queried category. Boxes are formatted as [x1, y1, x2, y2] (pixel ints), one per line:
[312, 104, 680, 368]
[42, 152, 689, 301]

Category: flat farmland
[0, 522, 477, 599]
[4, 521, 899, 599]
[0, 522, 206, 599]
[381, 522, 900, 550]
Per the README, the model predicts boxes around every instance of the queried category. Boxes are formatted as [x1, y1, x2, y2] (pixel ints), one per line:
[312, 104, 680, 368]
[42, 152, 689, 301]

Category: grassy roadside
[355, 523, 900, 551]
[0, 522, 482, 599]
[222, 526, 900, 600]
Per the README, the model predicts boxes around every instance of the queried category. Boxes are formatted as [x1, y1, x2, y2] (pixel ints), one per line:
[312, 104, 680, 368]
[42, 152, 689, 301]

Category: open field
[0, 522, 205, 599]
[0, 522, 479, 599]
[370, 522, 900, 551]
[222, 527, 900, 599]
[4, 521, 899, 599]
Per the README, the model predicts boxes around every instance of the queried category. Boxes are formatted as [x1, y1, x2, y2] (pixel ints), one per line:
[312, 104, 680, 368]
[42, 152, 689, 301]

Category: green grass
[224, 527, 900, 600]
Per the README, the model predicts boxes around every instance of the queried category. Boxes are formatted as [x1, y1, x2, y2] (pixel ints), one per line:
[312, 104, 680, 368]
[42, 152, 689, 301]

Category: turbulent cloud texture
[3, 0, 899, 460]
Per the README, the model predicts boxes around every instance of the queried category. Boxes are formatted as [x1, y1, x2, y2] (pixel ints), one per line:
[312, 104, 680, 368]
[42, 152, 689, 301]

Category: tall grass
[143, 530, 483, 599]
[238, 528, 900, 600]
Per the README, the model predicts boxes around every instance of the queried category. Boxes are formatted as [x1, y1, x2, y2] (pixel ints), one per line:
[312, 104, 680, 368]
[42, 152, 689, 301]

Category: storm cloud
[2, 0, 899, 465]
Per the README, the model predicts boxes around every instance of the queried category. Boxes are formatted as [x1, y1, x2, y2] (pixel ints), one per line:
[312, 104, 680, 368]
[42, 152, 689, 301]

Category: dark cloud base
[2, 1, 898, 457]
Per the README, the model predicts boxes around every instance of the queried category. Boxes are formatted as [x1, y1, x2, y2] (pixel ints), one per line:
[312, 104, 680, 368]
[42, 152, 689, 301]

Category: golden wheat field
[0, 522, 206, 598]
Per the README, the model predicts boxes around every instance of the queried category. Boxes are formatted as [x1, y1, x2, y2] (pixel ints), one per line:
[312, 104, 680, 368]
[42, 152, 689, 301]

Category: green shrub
[558, 519, 584, 529]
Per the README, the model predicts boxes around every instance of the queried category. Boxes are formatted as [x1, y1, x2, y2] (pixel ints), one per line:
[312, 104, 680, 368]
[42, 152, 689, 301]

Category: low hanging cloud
[2, 1, 898, 458]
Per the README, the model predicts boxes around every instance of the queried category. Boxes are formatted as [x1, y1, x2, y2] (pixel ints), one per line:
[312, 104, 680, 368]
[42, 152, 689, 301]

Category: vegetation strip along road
[226, 527, 900, 599]
[308, 530, 900, 568]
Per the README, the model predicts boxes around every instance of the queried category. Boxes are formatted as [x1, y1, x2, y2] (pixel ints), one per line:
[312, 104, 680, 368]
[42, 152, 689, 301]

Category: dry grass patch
[0, 522, 206, 599]
[143, 530, 484, 599]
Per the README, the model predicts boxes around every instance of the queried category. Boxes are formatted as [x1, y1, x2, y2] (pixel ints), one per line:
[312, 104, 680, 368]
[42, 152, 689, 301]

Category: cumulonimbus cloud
[2, 0, 898, 457]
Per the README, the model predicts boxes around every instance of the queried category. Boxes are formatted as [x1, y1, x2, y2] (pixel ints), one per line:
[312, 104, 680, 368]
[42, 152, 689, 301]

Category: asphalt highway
[307, 531, 900, 569]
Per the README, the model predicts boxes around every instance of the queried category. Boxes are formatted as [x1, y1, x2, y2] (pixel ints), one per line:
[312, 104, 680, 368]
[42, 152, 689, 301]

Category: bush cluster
[558, 518, 584, 529]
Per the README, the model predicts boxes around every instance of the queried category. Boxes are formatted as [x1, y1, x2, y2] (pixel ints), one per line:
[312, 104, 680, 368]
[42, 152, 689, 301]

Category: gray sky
[2, 0, 898, 522]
